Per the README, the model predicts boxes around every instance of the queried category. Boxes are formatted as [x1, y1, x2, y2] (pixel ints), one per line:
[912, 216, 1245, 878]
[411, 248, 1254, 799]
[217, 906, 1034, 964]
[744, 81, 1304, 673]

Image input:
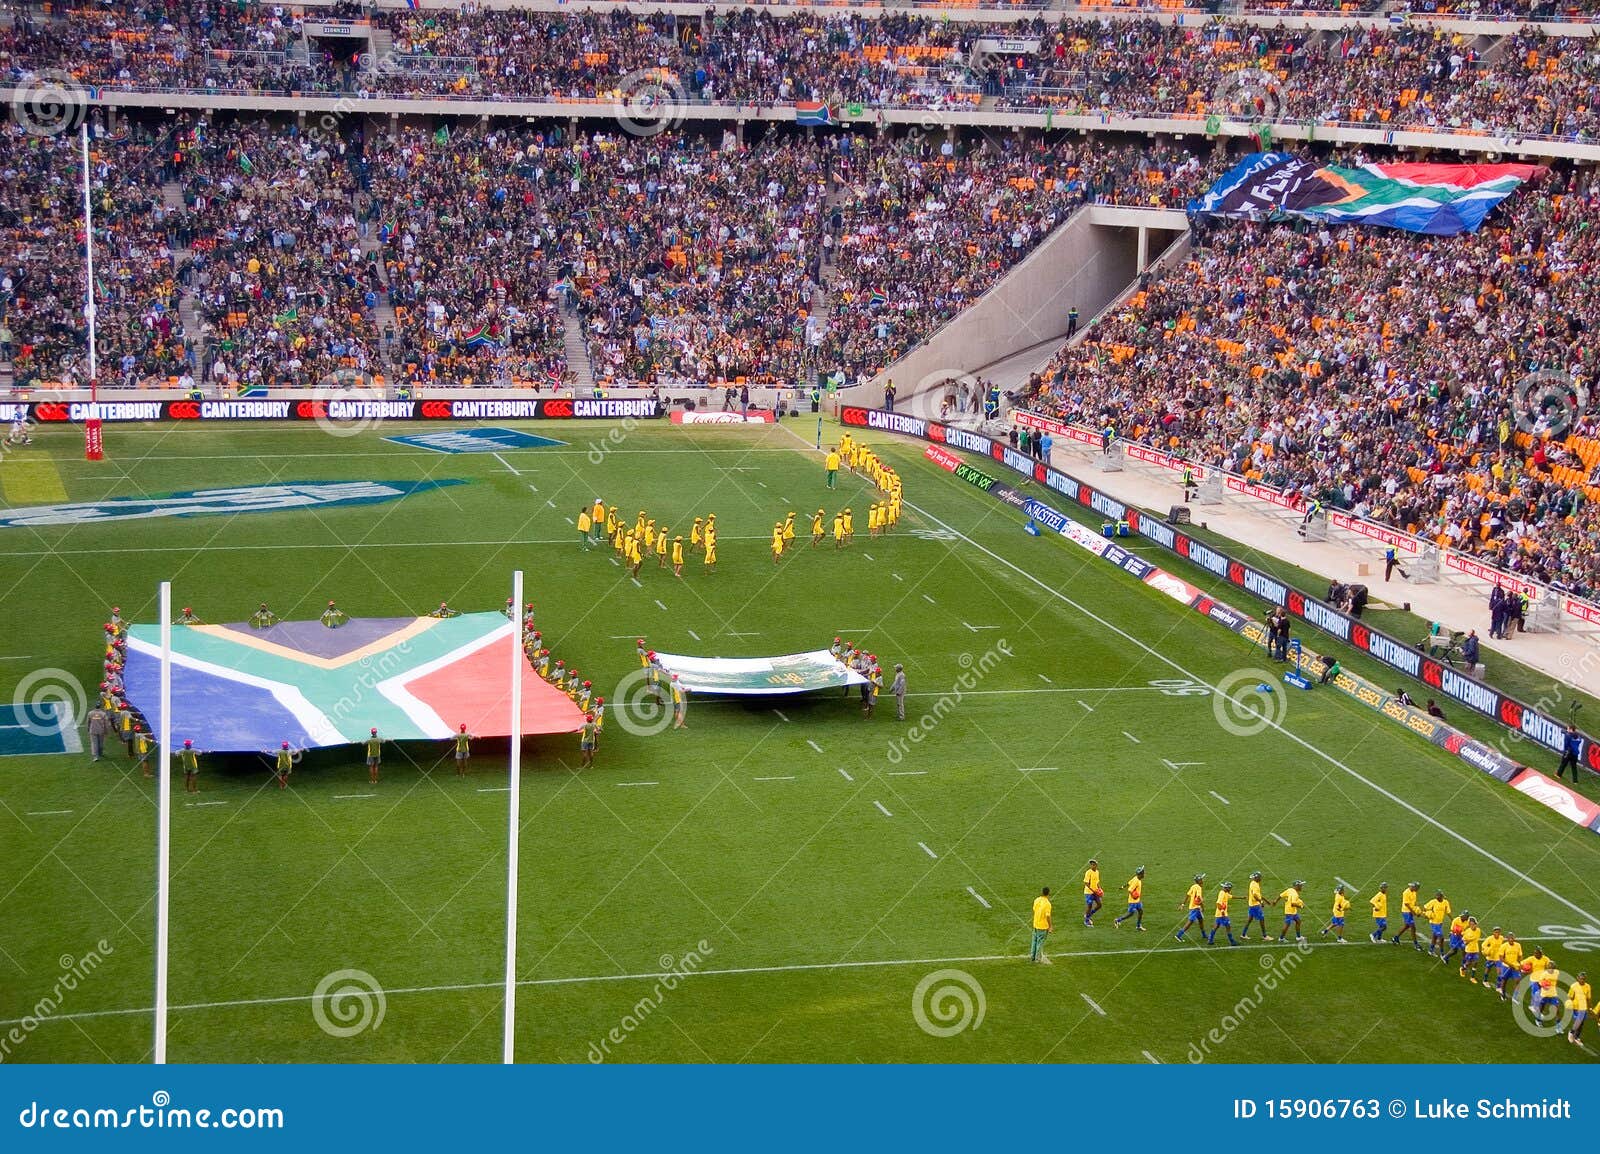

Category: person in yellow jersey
[365, 727, 383, 785]
[1242, 871, 1271, 942]
[1443, 909, 1471, 967]
[842, 507, 854, 541]
[1176, 873, 1207, 941]
[1082, 859, 1103, 926]
[178, 738, 200, 793]
[832, 511, 845, 549]
[591, 497, 605, 530]
[133, 725, 155, 780]
[606, 505, 619, 536]
[1480, 924, 1506, 989]
[703, 533, 717, 572]
[644, 519, 657, 552]
[576, 505, 593, 549]
[1569, 971, 1591, 1045]
[868, 502, 881, 538]
[1113, 866, 1146, 930]
[453, 724, 472, 776]
[612, 524, 625, 554]
[670, 673, 689, 729]
[1030, 886, 1053, 964]
[1394, 881, 1424, 950]
[633, 509, 646, 538]
[671, 535, 684, 577]
[691, 517, 704, 547]
[1274, 880, 1307, 941]
[1458, 917, 1483, 982]
[1321, 884, 1352, 943]
[637, 638, 650, 668]
[811, 508, 825, 545]
[825, 445, 840, 489]
[782, 511, 795, 550]
[771, 522, 784, 565]
[656, 526, 669, 568]
[1368, 882, 1389, 943]
[629, 534, 645, 577]
[1534, 958, 1562, 1026]
[274, 739, 294, 788]
[1497, 931, 1524, 1000]
[1422, 890, 1452, 957]
[1207, 882, 1237, 946]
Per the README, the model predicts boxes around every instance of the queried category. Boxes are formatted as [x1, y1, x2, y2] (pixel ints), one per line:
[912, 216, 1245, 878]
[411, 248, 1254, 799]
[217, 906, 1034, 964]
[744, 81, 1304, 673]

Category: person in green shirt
[134, 725, 155, 779]
[275, 741, 294, 789]
[454, 724, 472, 776]
[366, 728, 383, 784]
[179, 739, 200, 793]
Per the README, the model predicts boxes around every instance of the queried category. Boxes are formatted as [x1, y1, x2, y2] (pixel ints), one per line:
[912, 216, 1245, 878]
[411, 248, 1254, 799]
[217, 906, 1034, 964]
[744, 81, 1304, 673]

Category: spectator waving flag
[1192, 153, 1545, 236]
[795, 101, 833, 127]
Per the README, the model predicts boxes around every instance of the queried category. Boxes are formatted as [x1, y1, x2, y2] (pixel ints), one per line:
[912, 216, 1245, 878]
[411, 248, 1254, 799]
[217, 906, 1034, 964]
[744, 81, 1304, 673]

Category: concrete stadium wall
[857, 207, 1182, 409]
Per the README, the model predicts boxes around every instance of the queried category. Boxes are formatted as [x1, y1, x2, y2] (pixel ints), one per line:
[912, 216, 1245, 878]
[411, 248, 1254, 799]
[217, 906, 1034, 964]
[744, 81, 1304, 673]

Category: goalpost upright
[503, 569, 525, 1063]
[154, 582, 172, 1062]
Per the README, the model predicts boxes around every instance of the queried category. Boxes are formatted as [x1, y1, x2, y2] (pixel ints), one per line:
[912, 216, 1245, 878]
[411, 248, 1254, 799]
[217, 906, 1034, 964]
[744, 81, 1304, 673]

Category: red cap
[671, 673, 679, 680]
[328, 599, 336, 607]
[282, 740, 290, 748]
[636, 637, 645, 644]
[460, 723, 467, 732]
[370, 727, 378, 735]
[582, 680, 591, 688]
[594, 696, 604, 705]
[183, 606, 191, 614]
[647, 651, 657, 660]
[184, 739, 192, 748]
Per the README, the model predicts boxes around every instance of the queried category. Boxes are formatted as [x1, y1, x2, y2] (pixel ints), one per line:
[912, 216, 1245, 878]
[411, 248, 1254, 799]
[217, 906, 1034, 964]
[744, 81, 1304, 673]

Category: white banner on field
[653, 650, 869, 695]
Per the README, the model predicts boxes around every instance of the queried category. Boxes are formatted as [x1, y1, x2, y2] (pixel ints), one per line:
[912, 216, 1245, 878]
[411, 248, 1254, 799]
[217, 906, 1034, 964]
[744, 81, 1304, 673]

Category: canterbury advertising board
[841, 404, 1600, 773]
[4, 398, 662, 423]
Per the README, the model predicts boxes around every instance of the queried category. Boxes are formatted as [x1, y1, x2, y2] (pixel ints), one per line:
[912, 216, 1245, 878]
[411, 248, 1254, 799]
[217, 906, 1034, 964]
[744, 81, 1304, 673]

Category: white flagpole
[154, 581, 172, 1063]
[79, 121, 97, 383]
[502, 569, 524, 1064]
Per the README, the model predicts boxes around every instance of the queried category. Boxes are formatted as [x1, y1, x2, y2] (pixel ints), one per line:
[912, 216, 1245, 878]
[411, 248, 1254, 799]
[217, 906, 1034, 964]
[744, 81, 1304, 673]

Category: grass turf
[1, 417, 1598, 1064]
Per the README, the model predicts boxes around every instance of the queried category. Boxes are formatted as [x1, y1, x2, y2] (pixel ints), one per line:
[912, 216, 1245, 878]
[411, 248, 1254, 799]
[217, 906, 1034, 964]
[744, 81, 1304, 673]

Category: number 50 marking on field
[1147, 678, 1211, 697]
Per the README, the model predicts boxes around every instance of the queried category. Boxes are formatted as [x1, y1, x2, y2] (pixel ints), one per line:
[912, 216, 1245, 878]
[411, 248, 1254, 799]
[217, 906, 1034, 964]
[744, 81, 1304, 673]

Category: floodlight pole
[154, 581, 172, 1063]
[502, 569, 524, 1064]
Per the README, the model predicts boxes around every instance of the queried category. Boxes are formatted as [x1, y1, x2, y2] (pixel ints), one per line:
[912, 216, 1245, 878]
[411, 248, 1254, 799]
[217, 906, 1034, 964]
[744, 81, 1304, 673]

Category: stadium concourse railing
[37, 83, 1600, 165]
[1006, 408, 1600, 640]
[836, 404, 1600, 773]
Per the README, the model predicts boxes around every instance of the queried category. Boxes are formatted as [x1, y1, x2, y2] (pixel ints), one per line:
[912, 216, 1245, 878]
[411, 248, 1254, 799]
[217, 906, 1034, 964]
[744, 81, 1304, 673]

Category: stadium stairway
[561, 312, 596, 392]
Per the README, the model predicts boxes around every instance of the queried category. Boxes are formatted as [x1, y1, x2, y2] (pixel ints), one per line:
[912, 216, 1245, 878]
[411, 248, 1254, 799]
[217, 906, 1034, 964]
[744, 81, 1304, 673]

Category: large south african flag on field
[122, 613, 584, 753]
[1190, 153, 1546, 235]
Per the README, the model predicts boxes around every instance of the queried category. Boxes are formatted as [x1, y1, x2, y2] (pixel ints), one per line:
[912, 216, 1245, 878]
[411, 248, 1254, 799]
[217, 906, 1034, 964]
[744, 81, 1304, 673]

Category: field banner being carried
[653, 650, 867, 695]
[1191, 153, 1546, 236]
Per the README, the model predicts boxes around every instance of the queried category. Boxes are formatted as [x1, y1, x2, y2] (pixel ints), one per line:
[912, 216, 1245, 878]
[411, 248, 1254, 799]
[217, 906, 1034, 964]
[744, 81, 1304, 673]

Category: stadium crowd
[1020, 162, 1600, 598]
[8, 8, 1600, 139]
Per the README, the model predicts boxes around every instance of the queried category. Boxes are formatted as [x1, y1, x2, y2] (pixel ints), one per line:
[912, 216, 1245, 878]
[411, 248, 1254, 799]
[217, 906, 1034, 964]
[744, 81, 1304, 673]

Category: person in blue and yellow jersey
[1176, 874, 1207, 941]
[1394, 882, 1423, 950]
[1368, 882, 1389, 942]
[1457, 918, 1483, 982]
[1242, 872, 1271, 942]
[1275, 881, 1306, 941]
[1497, 932, 1524, 1000]
[1114, 867, 1146, 931]
[1422, 890, 1452, 957]
[1207, 882, 1237, 946]
[1443, 910, 1470, 967]
[1321, 884, 1352, 943]
[1480, 925, 1505, 992]
[1568, 972, 1590, 1046]
[1082, 860, 1102, 927]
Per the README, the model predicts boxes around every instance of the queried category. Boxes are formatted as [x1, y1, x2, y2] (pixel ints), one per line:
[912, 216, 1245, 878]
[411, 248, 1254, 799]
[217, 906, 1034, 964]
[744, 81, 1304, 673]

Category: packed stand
[176, 118, 381, 391]
[1, 118, 186, 388]
[1020, 164, 1600, 597]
